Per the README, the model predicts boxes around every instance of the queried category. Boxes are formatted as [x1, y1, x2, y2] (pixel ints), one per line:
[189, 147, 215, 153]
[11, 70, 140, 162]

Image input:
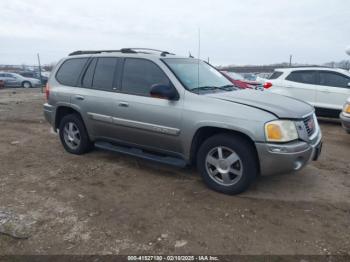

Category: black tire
[197, 133, 258, 195]
[22, 81, 32, 88]
[58, 113, 92, 155]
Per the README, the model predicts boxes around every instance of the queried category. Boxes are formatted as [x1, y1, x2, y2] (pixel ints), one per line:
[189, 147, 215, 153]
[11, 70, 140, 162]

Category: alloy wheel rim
[205, 146, 243, 186]
[63, 122, 81, 150]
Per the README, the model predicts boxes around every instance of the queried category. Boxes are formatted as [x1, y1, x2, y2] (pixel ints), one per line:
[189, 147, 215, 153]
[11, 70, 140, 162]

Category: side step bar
[94, 141, 187, 168]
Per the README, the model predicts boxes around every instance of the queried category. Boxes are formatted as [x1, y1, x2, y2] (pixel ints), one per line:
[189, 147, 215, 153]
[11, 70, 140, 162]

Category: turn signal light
[263, 82, 273, 89]
[266, 124, 282, 140]
[343, 104, 350, 114]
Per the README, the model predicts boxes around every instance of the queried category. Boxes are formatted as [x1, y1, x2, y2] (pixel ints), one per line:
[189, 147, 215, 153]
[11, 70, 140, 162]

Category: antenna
[197, 27, 201, 93]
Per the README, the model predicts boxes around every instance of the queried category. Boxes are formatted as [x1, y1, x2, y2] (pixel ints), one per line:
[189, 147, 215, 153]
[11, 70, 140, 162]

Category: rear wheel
[197, 134, 258, 195]
[58, 114, 92, 155]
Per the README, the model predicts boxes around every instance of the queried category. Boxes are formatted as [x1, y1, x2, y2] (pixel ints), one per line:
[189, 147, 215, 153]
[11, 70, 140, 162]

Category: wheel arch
[21, 80, 31, 87]
[54, 105, 84, 131]
[189, 126, 260, 173]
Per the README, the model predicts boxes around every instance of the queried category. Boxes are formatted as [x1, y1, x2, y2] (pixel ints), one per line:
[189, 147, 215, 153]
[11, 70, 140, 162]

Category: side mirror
[150, 84, 179, 100]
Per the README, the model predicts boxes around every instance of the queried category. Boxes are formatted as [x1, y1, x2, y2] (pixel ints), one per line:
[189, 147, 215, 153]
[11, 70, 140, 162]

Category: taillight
[263, 82, 273, 89]
[45, 83, 50, 100]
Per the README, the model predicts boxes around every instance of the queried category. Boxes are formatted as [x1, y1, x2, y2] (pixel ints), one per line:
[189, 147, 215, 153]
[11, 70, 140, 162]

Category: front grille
[303, 114, 316, 137]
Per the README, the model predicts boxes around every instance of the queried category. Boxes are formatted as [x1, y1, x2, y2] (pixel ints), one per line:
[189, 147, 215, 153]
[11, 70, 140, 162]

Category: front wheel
[197, 134, 258, 195]
[22, 81, 32, 88]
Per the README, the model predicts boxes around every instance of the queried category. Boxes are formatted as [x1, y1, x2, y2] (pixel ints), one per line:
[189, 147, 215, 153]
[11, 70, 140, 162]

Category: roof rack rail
[69, 49, 138, 56]
[121, 48, 175, 56]
[69, 48, 175, 57]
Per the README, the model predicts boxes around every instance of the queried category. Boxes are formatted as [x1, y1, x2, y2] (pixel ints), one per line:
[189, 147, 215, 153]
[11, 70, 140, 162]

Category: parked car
[256, 72, 272, 84]
[44, 48, 322, 195]
[264, 67, 350, 117]
[220, 71, 262, 89]
[17, 71, 48, 85]
[242, 73, 257, 81]
[0, 72, 41, 88]
[340, 97, 350, 133]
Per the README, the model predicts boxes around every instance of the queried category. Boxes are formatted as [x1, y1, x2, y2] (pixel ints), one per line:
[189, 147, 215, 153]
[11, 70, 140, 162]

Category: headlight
[343, 103, 350, 116]
[265, 120, 298, 142]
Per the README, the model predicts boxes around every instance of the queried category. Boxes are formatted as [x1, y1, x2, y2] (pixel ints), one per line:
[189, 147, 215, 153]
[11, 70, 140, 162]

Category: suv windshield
[163, 58, 234, 92]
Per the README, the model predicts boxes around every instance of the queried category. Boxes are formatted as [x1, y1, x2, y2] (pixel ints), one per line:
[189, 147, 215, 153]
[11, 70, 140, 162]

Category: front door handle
[74, 95, 85, 100]
[118, 102, 129, 107]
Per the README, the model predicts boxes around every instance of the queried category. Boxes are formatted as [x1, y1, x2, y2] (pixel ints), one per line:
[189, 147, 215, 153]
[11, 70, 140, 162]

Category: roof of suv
[68, 48, 188, 59]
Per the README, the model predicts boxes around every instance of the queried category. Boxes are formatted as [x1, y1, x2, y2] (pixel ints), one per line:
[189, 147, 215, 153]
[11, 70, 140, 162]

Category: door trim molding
[87, 112, 180, 136]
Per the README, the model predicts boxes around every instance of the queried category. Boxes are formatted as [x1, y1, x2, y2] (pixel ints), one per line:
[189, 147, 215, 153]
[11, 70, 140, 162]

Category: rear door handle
[74, 95, 85, 100]
[118, 102, 129, 107]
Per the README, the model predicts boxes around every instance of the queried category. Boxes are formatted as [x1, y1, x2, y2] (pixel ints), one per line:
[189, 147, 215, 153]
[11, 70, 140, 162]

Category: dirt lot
[0, 88, 349, 255]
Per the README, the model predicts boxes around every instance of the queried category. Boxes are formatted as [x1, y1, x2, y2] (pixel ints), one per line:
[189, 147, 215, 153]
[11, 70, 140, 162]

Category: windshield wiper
[191, 86, 218, 92]
[191, 85, 236, 93]
[218, 84, 236, 90]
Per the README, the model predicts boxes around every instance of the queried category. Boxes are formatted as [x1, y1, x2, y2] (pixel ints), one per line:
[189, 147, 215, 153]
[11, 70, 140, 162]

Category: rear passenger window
[122, 58, 170, 96]
[286, 71, 316, 84]
[56, 58, 88, 86]
[92, 58, 119, 90]
[269, 71, 283, 80]
[82, 58, 97, 88]
[318, 71, 350, 88]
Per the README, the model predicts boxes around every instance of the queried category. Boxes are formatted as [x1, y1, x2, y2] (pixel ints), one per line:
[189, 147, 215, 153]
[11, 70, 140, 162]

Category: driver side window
[121, 58, 171, 97]
[318, 71, 350, 88]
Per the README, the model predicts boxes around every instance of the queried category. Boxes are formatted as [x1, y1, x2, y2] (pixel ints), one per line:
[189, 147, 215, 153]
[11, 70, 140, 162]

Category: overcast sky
[0, 0, 349, 66]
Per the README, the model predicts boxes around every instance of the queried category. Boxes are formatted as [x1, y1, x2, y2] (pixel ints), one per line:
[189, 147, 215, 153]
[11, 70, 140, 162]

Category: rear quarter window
[269, 71, 283, 80]
[56, 58, 88, 86]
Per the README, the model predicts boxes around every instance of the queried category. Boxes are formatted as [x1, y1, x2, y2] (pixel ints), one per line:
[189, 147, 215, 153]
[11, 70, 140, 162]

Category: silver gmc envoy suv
[44, 48, 322, 194]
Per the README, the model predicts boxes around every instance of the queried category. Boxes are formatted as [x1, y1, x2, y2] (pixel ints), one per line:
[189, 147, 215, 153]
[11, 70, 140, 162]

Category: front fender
[181, 119, 268, 161]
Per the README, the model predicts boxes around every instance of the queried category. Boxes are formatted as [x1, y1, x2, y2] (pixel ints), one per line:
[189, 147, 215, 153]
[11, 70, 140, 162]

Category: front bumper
[256, 131, 322, 176]
[340, 113, 350, 133]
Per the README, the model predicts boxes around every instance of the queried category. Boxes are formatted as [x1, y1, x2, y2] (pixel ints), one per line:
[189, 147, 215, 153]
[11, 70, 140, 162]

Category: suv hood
[207, 90, 314, 119]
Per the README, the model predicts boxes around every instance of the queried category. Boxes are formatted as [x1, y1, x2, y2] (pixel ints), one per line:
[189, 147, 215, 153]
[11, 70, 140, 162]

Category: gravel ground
[0, 88, 349, 255]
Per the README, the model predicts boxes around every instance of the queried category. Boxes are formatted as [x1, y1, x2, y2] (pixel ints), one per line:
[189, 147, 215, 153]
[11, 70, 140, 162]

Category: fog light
[293, 158, 303, 170]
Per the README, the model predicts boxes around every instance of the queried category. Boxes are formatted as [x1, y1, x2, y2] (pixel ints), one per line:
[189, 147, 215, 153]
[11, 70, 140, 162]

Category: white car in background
[264, 67, 350, 117]
[256, 72, 272, 84]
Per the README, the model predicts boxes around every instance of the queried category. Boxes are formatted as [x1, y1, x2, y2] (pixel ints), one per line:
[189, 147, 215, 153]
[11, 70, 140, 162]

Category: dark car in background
[221, 71, 262, 90]
[17, 71, 48, 85]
